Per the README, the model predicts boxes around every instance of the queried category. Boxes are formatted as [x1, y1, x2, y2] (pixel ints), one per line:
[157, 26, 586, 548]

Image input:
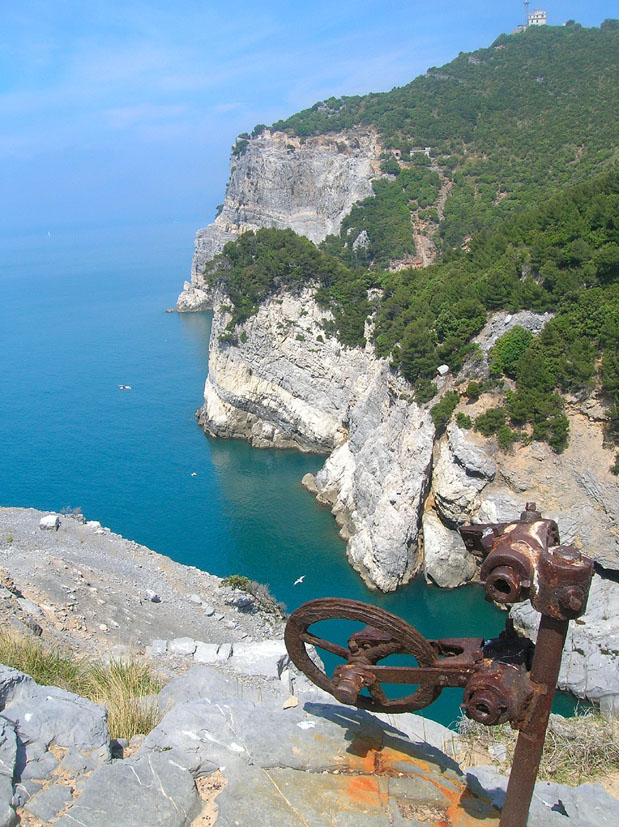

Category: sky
[1, 1, 616, 236]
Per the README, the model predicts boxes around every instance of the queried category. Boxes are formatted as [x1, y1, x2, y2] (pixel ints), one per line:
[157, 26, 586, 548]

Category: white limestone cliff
[198, 289, 435, 592]
[177, 128, 381, 309]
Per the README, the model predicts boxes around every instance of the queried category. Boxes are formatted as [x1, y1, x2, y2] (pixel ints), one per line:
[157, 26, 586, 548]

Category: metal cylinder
[499, 615, 569, 827]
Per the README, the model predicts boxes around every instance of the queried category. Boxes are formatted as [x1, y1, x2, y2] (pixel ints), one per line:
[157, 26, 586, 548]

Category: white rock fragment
[216, 643, 233, 661]
[168, 638, 197, 656]
[39, 515, 60, 531]
[437, 364, 450, 376]
[193, 643, 220, 664]
[144, 590, 161, 603]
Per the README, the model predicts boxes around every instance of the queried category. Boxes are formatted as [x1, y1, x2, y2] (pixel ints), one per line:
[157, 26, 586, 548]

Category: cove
[0, 223, 579, 726]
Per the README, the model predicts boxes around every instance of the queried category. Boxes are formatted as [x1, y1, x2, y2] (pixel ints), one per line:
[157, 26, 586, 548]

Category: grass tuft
[0, 630, 163, 739]
[458, 710, 619, 786]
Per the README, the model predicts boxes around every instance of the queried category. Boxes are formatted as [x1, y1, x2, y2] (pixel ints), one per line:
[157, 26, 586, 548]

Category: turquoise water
[0, 223, 576, 725]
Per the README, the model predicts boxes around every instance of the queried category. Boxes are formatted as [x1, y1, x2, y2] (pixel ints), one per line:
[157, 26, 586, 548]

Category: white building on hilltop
[528, 9, 547, 26]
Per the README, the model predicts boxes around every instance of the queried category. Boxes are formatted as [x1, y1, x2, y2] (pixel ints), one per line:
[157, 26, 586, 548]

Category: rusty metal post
[499, 615, 568, 827]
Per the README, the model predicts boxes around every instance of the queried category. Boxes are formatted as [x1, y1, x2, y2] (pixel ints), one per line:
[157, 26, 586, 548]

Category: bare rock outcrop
[511, 573, 619, 707]
[177, 129, 381, 309]
[198, 290, 435, 592]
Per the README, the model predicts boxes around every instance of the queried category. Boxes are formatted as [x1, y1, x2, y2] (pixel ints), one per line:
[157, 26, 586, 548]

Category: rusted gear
[284, 598, 441, 712]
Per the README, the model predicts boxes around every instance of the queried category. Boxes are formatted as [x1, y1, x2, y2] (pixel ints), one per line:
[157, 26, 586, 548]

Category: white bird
[293, 575, 305, 586]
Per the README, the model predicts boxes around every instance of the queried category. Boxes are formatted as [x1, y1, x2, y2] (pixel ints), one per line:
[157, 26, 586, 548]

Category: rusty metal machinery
[284, 503, 594, 827]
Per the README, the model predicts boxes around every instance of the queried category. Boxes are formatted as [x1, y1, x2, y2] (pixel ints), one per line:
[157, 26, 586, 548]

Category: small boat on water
[118, 384, 132, 390]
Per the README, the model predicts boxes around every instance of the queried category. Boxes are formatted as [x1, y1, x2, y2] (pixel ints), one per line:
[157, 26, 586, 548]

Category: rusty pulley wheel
[284, 598, 441, 712]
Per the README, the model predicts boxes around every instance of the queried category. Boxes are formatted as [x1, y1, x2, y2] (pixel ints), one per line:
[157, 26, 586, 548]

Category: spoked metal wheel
[284, 598, 443, 713]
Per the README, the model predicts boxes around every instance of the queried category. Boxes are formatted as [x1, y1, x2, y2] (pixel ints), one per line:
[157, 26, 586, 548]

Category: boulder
[56, 751, 200, 827]
[168, 637, 197, 656]
[228, 640, 290, 679]
[422, 511, 476, 588]
[511, 573, 619, 702]
[1, 684, 109, 757]
[38, 515, 59, 531]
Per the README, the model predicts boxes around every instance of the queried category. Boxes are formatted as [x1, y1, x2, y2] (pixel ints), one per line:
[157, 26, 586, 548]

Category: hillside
[270, 22, 618, 260]
[180, 21, 618, 594]
[205, 170, 618, 456]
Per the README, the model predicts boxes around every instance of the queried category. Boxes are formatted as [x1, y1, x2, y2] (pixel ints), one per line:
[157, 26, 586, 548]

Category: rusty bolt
[558, 586, 584, 614]
[332, 664, 374, 705]
[520, 502, 542, 522]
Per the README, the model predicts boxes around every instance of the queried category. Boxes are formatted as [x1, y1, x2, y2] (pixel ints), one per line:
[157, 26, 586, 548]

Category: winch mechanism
[284, 504, 593, 827]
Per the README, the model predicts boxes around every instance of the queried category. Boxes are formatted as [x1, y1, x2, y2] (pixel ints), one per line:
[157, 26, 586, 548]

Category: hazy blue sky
[1, 1, 616, 235]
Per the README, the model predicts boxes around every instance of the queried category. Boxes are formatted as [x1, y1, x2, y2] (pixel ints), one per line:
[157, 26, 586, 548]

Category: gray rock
[56, 752, 200, 827]
[25, 783, 73, 822]
[140, 700, 245, 774]
[11, 779, 41, 808]
[193, 642, 220, 664]
[467, 766, 619, 826]
[224, 590, 255, 609]
[0, 775, 17, 827]
[511, 572, 619, 701]
[432, 425, 495, 526]
[145, 638, 168, 657]
[20, 749, 59, 781]
[600, 694, 619, 719]
[168, 637, 197, 656]
[185, 129, 378, 284]
[39, 515, 60, 531]
[422, 511, 476, 589]
[61, 748, 95, 775]
[216, 642, 232, 661]
[157, 665, 244, 711]
[1, 684, 109, 755]
[214, 764, 303, 826]
[228, 640, 290, 679]
[187, 593, 202, 605]
[0, 721, 17, 779]
[15, 598, 43, 618]
[144, 589, 161, 603]
[0, 665, 36, 708]
[203, 605, 215, 617]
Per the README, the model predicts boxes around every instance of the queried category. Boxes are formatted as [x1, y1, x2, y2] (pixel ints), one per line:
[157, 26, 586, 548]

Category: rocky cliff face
[177, 128, 381, 309]
[200, 290, 435, 592]
[199, 291, 619, 593]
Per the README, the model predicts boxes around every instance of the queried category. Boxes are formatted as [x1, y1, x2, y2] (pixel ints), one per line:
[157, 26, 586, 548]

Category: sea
[0, 221, 579, 725]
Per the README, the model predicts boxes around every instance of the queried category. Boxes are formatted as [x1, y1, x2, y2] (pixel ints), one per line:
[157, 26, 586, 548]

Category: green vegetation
[0, 631, 162, 739]
[320, 165, 441, 268]
[207, 24, 618, 456]
[430, 391, 459, 433]
[456, 412, 472, 429]
[205, 228, 370, 348]
[376, 170, 618, 452]
[221, 574, 286, 616]
[207, 169, 618, 453]
[474, 407, 507, 436]
[274, 25, 618, 256]
[489, 326, 533, 377]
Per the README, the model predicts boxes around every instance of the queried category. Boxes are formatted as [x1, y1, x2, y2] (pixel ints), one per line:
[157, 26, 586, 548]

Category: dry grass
[457, 711, 619, 786]
[0, 630, 163, 739]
